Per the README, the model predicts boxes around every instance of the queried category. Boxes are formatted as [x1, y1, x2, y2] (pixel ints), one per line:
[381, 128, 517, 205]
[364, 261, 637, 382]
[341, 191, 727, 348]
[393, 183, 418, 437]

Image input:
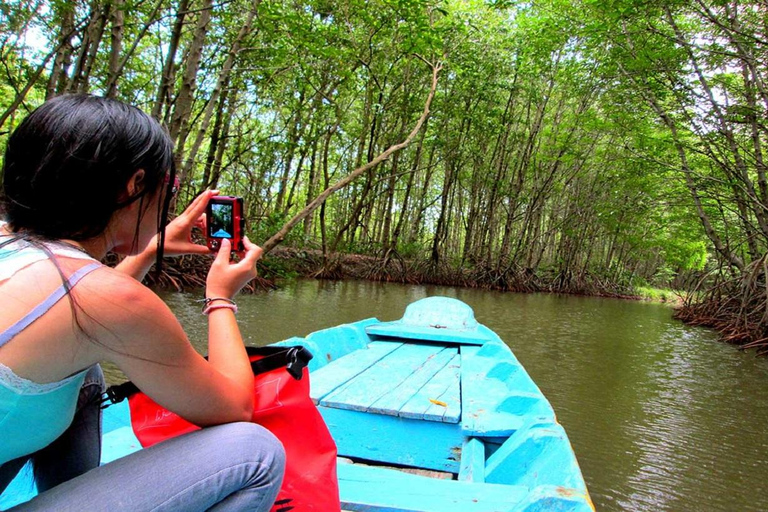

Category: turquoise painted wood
[320, 343, 446, 413]
[99, 400, 143, 464]
[338, 462, 529, 511]
[365, 298, 490, 345]
[337, 463, 593, 512]
[399, 352, 460, 423]
[0, 296, 594, 512]
[273, 318, 379, 372]
[311, 297, 592, 511]
[318, 406, 463, 473]
[484, 420, 586, 490]
[460, 343, 555, 436]
[458, 437, 485, 483]
[367, 346, 456, 417]
[310, 341, 403, 404]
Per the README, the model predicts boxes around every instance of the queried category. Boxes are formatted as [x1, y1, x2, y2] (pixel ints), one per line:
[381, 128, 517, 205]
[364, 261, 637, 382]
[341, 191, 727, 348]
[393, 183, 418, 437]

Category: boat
[1, 296, 593, 511]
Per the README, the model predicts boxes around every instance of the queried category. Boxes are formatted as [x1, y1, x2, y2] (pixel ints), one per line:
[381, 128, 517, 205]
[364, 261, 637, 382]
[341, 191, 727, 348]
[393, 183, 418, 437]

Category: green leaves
[3, 0, 764, 290]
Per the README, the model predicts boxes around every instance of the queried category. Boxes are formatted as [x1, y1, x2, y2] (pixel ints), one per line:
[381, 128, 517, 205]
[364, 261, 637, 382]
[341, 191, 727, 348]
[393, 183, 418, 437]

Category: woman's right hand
[205, 237, 263, 299]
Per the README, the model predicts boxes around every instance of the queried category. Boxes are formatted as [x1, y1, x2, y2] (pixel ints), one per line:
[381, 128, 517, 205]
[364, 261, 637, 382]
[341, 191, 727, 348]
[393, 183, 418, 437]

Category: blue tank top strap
[0, 262, 103, 348]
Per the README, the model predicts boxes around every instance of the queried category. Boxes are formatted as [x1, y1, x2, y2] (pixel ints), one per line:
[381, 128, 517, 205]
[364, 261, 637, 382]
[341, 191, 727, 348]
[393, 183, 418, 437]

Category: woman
[0, 95, 285, 511]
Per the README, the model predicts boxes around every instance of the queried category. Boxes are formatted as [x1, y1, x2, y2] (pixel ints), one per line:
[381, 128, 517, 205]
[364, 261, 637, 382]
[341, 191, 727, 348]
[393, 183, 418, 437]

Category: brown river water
[105, 278, 768, 511]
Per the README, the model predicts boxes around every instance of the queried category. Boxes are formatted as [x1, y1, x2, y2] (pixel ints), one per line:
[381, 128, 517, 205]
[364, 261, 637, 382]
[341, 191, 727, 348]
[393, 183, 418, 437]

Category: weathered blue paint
[1, 296, 593, 512]
[318, 405, 464, 473]
[311, 297, 592, 511]
[100, 400, 143, 464]
[365, 297, 489, 345]
[337, 462, 530, 511]
[310, 342, 403, 404]
[458, 437, 485, 483]
[319, 343, 457, 417]
[271, 319, 378, 372]
[484, 421, 586, 491]
[508, 485, 594, 512]
[400, 352, 460, 423]
[460, 344, 555, 436]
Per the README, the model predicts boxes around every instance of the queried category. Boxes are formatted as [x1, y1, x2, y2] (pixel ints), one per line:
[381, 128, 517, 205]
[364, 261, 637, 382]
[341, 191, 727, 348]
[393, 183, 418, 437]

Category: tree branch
[261, 60, 442, 254]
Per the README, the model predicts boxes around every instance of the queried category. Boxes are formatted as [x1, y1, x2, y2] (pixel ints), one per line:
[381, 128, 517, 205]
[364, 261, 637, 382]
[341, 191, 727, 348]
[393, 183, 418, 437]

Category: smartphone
[206, 196, 245, 252]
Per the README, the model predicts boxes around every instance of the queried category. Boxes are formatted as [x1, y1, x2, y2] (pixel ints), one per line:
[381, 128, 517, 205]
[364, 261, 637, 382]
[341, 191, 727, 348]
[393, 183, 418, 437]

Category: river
[135, 278, 768, 511]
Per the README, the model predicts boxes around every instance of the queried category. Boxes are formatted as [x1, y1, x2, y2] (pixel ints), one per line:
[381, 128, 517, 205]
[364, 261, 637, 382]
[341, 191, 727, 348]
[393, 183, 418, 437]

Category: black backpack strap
[102, 345, 314, 405]
[247, 346, 313, 380]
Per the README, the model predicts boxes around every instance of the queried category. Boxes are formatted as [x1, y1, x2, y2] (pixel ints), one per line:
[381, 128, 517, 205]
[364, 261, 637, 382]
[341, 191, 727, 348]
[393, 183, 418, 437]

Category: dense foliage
[0, 0, 765, 299]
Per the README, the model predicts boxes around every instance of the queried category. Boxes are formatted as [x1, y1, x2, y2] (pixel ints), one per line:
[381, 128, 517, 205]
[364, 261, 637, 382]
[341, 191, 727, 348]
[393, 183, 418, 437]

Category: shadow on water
[108, 278, 768, 511]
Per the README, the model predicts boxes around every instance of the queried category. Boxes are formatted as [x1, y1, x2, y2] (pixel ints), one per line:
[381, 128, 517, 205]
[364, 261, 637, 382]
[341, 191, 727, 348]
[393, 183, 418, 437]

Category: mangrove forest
[1, 0, 768, 351]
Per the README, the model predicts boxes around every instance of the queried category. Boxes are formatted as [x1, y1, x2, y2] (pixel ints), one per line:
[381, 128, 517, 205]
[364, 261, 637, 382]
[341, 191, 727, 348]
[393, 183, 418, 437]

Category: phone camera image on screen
[205, 196, 244, 252]
[209, 203, 234, 239]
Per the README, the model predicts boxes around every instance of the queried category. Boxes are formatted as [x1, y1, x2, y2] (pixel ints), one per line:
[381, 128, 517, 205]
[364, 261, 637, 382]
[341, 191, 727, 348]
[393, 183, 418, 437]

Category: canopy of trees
[1, 0, 765, 298]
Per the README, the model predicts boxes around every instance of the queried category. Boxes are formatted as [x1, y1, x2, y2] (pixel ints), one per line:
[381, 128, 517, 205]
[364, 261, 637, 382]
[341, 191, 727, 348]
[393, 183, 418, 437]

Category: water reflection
[108, 279, 768, 511]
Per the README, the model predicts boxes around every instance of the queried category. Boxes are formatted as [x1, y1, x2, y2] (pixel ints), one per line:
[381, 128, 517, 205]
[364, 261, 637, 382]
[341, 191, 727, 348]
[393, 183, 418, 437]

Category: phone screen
[209, 203, 234, 239]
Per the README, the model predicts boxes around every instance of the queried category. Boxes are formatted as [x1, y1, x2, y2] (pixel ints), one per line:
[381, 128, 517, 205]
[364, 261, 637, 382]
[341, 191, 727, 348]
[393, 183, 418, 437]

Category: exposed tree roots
[675, 255, 768, 355]
[116, 247, 768, 354]
[123, 254, 277, 292]
[142, 248, 639, 298]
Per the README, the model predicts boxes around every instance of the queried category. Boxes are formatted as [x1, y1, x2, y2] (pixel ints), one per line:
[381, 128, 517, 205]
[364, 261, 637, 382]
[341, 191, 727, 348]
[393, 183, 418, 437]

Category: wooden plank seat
[311, 341, 461, 423]
[338, 460, 594, 512]
[311, 340, 464, 472]
[338, 461, 529, 512]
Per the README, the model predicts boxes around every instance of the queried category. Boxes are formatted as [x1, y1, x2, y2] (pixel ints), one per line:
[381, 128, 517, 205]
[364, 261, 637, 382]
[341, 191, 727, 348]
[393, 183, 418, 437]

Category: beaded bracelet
[203, 303, 238, 315]
[199, 297, 236, 314]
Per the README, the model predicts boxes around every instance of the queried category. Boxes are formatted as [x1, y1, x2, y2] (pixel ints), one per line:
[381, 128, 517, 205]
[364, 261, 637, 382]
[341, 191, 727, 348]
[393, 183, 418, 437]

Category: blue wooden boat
[1, 297, 593, 511]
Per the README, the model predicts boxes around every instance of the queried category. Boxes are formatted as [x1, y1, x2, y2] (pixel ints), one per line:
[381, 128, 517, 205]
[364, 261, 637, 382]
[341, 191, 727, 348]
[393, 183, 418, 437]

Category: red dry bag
[105, 346, 340, 512]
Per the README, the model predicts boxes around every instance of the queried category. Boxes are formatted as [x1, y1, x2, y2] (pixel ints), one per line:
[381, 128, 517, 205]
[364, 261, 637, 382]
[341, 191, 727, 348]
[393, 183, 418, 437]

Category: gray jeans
[0, 365, 286, 511]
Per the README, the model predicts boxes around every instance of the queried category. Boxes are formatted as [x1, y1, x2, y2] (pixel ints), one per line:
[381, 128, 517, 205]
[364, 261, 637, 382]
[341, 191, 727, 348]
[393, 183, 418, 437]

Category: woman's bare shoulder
[77, 265, 187, 353]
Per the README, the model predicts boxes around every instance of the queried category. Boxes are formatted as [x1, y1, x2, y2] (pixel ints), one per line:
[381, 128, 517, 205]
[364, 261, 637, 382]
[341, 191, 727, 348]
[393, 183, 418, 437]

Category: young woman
[0, 95, 285, 511]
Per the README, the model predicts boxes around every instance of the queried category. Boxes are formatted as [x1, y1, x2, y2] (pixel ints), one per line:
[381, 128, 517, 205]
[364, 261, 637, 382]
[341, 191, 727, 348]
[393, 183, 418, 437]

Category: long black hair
[1, 94, 175, 266]
[0, 95, 176, 351]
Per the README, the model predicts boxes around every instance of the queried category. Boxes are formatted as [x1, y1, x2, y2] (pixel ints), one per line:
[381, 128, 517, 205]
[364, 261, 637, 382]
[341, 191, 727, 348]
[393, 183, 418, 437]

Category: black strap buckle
[248, 346, 313, 380]
[101, 381, 138, 407]
[285, 348, 303, 380]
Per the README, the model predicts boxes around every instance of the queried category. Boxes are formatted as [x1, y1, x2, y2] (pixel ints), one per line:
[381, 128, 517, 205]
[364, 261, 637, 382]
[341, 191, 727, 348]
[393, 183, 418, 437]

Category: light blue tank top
[0, 233, 102, 465]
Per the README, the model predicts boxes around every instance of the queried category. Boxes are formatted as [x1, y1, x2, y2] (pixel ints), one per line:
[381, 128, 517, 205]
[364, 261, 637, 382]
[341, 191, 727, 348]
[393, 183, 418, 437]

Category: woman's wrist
[200, 296, 237, 315]
[204, 288, 235, 301]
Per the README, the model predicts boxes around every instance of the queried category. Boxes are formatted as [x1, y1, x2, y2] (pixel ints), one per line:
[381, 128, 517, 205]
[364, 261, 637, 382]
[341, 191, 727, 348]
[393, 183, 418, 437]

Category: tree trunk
[276, 88, 306, 213]
[180, 1, 260, 184]
[152, 0, 191, 119]
[106, 0, 124, 98]
[169, 0, 214, 168]
[391, 115, 429, 251]
[46, 2, 76, 99]
[199, 82, 232, 194]
[261, 62, 442, 254]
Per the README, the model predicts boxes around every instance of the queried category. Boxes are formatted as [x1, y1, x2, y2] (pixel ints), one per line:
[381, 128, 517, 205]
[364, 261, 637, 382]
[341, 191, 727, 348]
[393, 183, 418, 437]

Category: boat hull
[1, 297, 593, 511]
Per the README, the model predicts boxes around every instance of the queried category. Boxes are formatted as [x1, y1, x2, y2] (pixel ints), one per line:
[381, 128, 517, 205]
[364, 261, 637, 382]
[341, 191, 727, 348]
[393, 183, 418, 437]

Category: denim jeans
[0, 365, 286, 511]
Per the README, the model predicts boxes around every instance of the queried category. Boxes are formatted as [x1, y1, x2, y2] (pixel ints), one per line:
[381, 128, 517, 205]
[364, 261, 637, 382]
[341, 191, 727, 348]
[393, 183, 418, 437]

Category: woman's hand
[161, 190, 219, 257]
[206, 237, 263, 299]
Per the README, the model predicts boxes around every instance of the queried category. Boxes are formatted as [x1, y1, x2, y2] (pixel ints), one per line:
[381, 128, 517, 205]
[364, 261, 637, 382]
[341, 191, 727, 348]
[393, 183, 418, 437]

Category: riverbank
[146, 248, 680, 305]
[672, 259, 768, 355]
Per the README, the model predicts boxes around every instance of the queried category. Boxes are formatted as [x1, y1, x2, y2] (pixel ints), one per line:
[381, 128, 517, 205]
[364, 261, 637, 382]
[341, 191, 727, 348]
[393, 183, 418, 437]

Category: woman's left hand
[160, 190, 219, 257]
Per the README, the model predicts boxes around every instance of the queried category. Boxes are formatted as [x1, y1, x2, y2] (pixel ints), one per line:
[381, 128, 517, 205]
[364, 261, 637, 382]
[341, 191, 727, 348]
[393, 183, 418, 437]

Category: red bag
[105, 346, 340, 512]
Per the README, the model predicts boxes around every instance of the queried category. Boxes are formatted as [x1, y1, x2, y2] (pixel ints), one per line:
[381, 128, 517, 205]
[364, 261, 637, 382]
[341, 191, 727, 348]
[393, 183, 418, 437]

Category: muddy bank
[151, 248, 768, 352]
[146, 247, 643, 299]
[674, 257, 768, 355]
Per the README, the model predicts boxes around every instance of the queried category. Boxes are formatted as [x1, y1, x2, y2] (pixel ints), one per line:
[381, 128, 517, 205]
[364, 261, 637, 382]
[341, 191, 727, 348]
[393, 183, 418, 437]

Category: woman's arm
[85, 236, 262, 426]
[201, 237, 261, 407]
